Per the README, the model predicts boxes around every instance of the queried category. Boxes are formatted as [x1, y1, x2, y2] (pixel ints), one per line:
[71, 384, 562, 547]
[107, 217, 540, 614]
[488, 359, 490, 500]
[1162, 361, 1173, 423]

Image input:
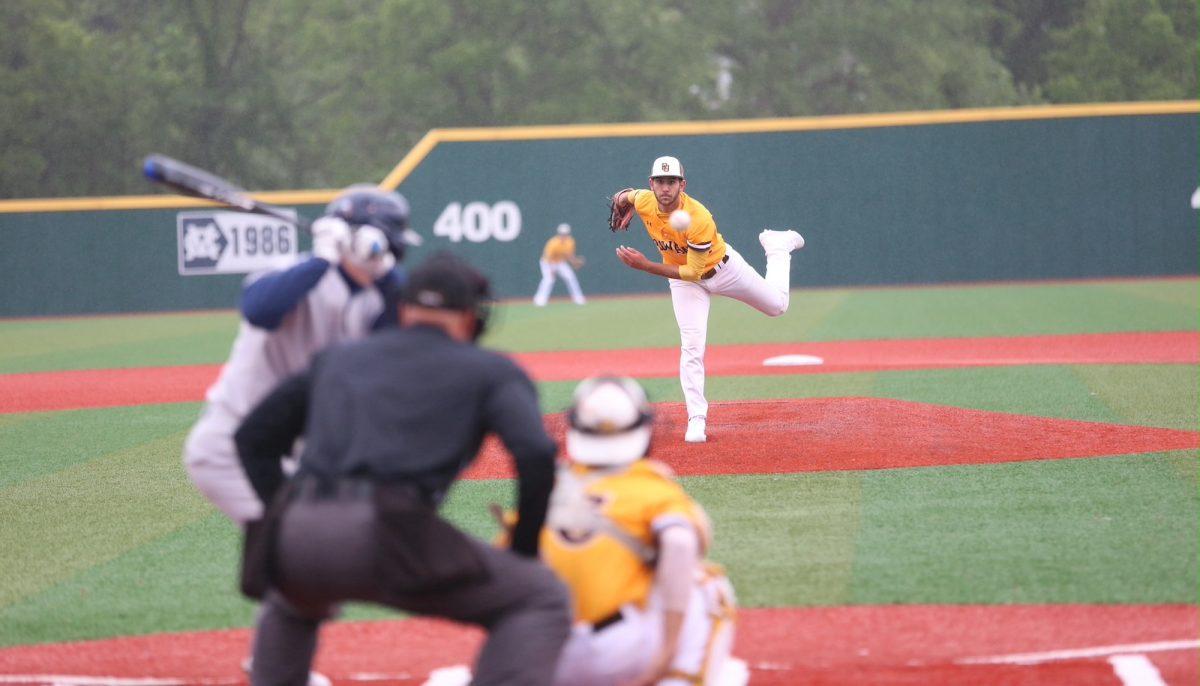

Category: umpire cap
[401, 252, 493, 339]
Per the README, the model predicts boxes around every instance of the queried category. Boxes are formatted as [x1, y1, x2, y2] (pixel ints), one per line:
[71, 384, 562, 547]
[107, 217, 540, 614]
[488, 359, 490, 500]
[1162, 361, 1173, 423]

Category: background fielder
[534, 223, 587, 306]
[609, 156, 805, 443]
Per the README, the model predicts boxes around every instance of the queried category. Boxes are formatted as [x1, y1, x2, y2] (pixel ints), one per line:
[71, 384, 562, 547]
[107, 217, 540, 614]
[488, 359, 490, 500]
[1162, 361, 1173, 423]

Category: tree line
[0, 0, 1195, 199]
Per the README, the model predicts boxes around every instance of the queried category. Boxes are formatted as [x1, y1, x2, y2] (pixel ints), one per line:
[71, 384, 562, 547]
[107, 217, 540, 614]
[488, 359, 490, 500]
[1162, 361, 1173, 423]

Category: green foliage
[696, 0, 1032, 116]
[0, 0, 1195, 198]
[1041, 0, 1199, 102]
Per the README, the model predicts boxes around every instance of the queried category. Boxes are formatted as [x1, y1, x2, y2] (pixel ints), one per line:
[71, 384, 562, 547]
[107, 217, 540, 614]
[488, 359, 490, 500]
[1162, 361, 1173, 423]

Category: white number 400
[433, 201, 521, 243]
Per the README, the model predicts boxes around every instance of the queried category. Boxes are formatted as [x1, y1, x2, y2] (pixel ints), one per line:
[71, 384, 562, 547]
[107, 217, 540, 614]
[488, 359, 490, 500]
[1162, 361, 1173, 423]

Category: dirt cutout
[462, 398, 1199, 480]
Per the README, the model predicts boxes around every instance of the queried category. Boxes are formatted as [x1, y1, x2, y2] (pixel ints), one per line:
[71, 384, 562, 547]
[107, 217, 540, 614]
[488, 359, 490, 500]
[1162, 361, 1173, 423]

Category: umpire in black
[234, 252, 570, 685]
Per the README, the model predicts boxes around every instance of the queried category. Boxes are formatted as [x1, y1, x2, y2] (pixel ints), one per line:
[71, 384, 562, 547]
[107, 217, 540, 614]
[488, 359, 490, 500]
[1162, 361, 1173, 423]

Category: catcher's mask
[400, 252, 493, 341]
[325, 184, 422, 260]
[567, 375, 654, 467]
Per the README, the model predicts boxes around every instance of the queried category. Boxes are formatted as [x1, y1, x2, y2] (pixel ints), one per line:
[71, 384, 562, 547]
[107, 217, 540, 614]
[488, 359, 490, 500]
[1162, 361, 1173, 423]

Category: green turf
[537, 364, 1198, 429]
[3, 453, 1195, 646]
[691, 453, 1200, 607]
[848, 452, 1199, 605]
[1, 278, 1195, 372]
[0, 311, 240, 374]
[0, 403, 203, 489]
[0, 512, 255, 647]
[0, 278, 1196, 648]
[0, 429, 212, 609]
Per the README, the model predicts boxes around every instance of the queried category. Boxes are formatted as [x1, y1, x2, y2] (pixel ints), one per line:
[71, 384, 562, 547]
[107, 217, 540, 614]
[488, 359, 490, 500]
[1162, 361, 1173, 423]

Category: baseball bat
[142, 154, 306, 228]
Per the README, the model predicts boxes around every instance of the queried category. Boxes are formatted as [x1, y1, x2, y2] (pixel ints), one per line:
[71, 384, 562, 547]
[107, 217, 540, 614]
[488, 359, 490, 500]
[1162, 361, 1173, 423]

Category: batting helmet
[325, 185, 421, 260]
[566, 375, 654, 466]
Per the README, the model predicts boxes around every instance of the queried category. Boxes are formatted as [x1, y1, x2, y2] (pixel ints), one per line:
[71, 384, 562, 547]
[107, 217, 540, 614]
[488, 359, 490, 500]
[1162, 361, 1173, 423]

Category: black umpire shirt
[234, 323, 558, 557]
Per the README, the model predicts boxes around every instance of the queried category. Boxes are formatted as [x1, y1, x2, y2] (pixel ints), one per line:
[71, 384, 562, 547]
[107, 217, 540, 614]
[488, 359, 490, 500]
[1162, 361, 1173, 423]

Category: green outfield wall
[0, 103, 1196, 316]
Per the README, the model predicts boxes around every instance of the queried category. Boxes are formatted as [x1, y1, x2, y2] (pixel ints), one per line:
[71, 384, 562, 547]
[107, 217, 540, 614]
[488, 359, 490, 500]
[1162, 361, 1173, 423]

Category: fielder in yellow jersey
[542, 376, 745, 686]
[534, 223, 586, 306]
[612, 156, 806, 444]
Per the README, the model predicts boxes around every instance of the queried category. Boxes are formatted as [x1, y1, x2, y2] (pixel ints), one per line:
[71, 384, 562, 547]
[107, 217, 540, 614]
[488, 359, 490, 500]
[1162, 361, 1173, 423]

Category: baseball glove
[607, 188, 635, 232]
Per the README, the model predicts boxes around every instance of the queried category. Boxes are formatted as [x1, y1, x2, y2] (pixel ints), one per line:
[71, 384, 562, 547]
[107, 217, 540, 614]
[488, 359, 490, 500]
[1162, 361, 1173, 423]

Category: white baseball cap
[649, 155, 684, 179]
[556, 223, 571, 235]
[566, 376, 654, 466]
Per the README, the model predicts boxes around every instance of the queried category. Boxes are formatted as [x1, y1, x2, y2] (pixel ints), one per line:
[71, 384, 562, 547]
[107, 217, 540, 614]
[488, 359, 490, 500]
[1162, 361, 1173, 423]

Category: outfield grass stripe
[0, 512, 256, 647]
[0, 432, 213, 609]
[805, 281, 1198, 342]
[0, 404, 203, 490]
[0, 313, 239, 375]
[0, 454, 1194, 644]
[2, 279, 1194, 372]
[1099, 279, 1200, 308]
[684, 472, 865, 607]
[850, 452, 1199, 606]
[1073, 366, 1200, 431]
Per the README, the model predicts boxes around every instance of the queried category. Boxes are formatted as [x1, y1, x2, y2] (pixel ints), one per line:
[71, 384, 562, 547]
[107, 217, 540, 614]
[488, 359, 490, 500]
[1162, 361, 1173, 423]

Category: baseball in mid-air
[669, 209, 691, 231]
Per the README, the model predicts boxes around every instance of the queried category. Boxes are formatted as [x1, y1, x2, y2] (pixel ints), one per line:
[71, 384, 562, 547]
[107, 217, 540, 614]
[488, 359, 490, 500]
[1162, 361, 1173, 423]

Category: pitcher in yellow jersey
[610, 157, 805, 443]
[534, 223, 587, 306]
[543, 375, 745, 686]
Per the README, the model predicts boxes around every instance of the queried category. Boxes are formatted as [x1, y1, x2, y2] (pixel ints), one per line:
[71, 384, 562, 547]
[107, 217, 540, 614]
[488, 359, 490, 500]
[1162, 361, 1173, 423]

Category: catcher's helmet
[567, 375, 654, 466]
[325, 185, 421, 260]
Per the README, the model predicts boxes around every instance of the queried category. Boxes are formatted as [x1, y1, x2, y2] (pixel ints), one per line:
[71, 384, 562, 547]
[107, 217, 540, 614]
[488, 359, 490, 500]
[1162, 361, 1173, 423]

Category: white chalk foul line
[958, 638, 1200, 665]
[1108, 654, 1167, 686]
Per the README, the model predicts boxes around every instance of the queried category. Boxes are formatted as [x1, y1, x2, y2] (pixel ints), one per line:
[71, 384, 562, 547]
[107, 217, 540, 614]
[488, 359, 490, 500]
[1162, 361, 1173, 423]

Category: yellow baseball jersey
[540, 460, 712, 624]
[629, 190, 727, 272]
[541, 235, 576, 263]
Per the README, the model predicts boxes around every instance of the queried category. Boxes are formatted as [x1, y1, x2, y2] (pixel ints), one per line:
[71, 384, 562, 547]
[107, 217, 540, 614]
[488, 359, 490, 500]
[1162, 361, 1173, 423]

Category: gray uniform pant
[250, 489, 571, 686]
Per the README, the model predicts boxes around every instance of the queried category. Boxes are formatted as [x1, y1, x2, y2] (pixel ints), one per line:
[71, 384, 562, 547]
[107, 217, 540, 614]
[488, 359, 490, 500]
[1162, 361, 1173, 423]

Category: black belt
[700, 254, 729, 280]
[292, 475, 374, 501]
[592, 609, 624, 632]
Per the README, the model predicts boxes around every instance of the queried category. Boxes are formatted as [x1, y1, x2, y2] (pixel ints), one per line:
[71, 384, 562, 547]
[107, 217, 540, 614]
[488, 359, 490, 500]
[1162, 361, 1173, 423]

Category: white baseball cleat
[759, 229, 805, 254]
[685, 416, 707, 443]
[715, 657, 751, 686]
[422, 665, 472, 686]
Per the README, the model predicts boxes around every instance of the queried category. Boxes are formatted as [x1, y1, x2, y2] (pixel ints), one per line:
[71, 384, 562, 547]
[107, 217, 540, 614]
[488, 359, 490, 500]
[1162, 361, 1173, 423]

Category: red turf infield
[2, 332, 1196, 684]
[460, 397, 1199, 480]
[0, 605, 1195, 685]
[2, 331, 1196, 414]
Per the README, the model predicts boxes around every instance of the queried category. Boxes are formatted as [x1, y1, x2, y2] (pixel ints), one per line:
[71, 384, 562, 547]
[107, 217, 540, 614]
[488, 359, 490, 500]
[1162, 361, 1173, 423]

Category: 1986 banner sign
[177, 211, 298, 275]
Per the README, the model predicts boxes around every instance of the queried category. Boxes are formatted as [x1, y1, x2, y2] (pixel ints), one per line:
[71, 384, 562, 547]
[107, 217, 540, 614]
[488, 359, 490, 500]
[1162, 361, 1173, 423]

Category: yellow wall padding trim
[0, 189, 342, 215]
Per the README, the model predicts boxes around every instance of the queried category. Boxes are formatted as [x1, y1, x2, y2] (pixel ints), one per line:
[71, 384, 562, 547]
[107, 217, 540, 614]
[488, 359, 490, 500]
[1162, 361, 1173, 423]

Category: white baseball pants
[551, 569, 737, 686]
[534, 259, 585, 306]
[183, 402, 301, 523]
[669, 244, 795, 420]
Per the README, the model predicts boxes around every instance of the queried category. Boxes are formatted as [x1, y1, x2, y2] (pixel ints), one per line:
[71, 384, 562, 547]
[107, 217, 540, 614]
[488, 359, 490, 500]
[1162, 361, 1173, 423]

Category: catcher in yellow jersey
[543, 376, 745, 686]
[534, 223, 587, 306]
[609, 156, 805, 443]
